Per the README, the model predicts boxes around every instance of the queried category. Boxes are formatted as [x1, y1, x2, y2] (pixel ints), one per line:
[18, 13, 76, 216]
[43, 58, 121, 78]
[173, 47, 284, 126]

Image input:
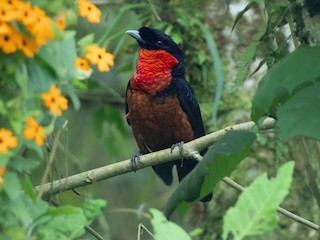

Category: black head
[126, 26, 184, 65]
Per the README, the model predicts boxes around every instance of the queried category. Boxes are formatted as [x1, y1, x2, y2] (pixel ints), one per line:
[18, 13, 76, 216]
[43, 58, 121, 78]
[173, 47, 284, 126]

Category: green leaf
[238, 43, 259, 68]
[36, 211, 87, 240]
[33, 200, 105, 240]
[8, 156, 39, 174]
[37, 35, 77, 82]
[232, 1, 256, 31]
[24, 176, 37, 200]
[77, 33, 95, 50]
[277, 84, 320, 141]
[26, 58, 54, 92]
[14, 62, 29, 99]
[23, 138, 45, 158]
[252, 46, 320, 122]
[171, 32, 183, 45]
[1, 227, 25, 240]
[8, 195, 32, 226]
[8, 194, 49, 226]
[222, 161, 294, 240]
[3, 172, 21, 200]
[72, 79, 88, 89]
[232, 20, 267, 90]
[82, 198, 107, 222]
[56, 37, 77, 81]
[189, 227, 204, 237]
[150, 208, 191, 240]
[197, 50, 207, 64]
[233, 42, 259, 87]
[34, 205, 92, 240]
[44, 206, 81, 217]
[0, 154, 11, 166]
[26, 198, 49, 222]
[165, 131, 256, 217]
[64, 84, 81, 110]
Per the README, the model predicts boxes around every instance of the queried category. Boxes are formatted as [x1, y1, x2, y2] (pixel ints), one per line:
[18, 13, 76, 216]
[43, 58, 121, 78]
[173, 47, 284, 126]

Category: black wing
[173, 77, 212, 201]
[170, 76, 205, 139]
[166, 77, 212, 201]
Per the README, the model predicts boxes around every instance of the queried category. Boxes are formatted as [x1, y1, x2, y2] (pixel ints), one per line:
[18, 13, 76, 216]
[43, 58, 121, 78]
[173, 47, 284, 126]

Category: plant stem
[37, 129, 62, 199]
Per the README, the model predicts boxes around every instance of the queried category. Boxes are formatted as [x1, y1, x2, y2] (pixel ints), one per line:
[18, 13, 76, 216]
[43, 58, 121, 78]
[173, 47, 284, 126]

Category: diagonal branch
[34, 117, 320, 231]
[36, 117, 275, 198]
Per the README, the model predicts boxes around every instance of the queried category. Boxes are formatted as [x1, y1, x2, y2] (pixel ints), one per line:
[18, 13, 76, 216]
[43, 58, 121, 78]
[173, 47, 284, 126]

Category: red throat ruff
[131, 49, 179, 95]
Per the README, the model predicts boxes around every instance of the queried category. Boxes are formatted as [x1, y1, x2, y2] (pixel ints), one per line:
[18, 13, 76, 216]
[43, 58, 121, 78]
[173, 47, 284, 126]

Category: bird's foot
[130, 150, 142, 172]
[171, 141, 184, 167]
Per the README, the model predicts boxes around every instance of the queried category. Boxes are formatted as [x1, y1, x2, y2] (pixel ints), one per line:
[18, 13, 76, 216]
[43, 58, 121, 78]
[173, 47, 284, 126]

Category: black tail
[152, 162, 175, 185]
[153, 159, 213, 202]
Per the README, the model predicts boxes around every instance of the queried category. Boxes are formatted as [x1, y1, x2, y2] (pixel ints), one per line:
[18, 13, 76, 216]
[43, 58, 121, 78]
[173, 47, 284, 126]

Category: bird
[125, 26, 212, 202]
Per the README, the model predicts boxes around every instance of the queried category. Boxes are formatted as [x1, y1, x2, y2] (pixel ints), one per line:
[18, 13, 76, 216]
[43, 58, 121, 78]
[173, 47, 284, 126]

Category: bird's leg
[130, 150, 143, 172]
[171, 141, 184, 167]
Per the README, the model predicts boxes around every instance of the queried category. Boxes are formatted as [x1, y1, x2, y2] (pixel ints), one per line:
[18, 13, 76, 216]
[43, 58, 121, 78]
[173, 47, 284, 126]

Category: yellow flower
[0, 2, 18, 22]
[4, 0, 21, 6]
[0, 21, 12, 34]
[55, 12, 66, 31]
[0, 166, 6, 189]
[0, 167, 5, 176]
[42, 85, 68, 116]
[85, 46, 105, 64]
[85, 45, 114, 72]
[76, 57, 90, 71]
[16, 33, 38, 57]
[15, 1, 36, 26]
[23, 117, 46, 146]
[0, 28, 21, 54]
[78, 0, 102, 23]
[25, 6, 53, 46]
[75, 57, 92, 80]
[0, 128, 18, 153]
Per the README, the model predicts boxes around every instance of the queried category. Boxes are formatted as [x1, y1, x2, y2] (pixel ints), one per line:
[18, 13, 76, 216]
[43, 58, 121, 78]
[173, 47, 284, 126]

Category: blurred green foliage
[1, 0, 320, 239]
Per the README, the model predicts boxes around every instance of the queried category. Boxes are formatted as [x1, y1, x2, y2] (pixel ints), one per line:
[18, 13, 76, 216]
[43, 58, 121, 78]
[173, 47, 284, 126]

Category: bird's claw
[131, 150, 142, 172]
[171, 141, 184, 167]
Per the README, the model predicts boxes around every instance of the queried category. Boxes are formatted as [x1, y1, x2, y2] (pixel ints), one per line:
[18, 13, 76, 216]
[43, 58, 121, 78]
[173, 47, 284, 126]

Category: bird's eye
[156, 40, 163, 46]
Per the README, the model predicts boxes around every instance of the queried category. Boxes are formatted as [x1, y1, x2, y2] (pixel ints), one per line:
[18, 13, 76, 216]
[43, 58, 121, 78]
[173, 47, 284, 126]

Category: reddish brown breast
[126, 89, 193, 153]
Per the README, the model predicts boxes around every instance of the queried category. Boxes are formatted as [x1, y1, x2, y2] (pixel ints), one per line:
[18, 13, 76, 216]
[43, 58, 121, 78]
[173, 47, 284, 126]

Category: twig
[85, 226, 105, 240]
[137, 223, 154, 240]
[35, 118, 275, 198]
[37, 129, 62, 199]
[110, 208, 152, 220]
[147, 0, 162, 21]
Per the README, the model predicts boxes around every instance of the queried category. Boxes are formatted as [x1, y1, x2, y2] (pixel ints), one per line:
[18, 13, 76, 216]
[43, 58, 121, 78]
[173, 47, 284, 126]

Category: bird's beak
[126, 30, 146, 45]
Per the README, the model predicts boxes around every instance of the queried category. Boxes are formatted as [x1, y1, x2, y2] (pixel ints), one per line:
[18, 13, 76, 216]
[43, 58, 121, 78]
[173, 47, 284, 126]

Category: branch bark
[36, 117, 275, 198]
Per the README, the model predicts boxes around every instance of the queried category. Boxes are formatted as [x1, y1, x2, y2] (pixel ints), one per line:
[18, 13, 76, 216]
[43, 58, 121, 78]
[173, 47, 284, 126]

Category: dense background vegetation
[1, 0, 320, 239]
